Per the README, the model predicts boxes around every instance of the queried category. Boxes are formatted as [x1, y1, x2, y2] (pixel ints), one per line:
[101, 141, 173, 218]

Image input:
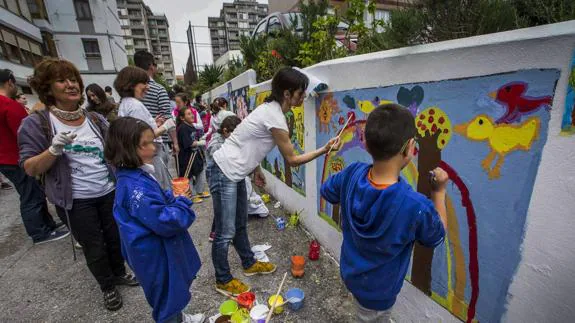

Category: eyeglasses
[400, 137, 418, 154]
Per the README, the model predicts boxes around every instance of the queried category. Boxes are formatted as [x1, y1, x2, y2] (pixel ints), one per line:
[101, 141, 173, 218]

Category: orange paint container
[172, 177, 190, 197]
[291, 255, 305, 278]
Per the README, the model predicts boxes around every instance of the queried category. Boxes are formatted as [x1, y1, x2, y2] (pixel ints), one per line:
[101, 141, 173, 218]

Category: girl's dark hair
[265, 67, 309, 104]
[211, 97, 228, 115]
[175, 92, 190, 106]
[176, 105, 191, 127]
[218, 115, 241, 135]
[114, 66, 149, 98]
[104, 117, 153, 168]
[86, 83, 115, 116]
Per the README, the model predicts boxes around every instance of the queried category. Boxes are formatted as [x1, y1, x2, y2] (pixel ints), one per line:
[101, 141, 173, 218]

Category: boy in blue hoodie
[104, 117, 204, 323]
[321, 104, 448, 322]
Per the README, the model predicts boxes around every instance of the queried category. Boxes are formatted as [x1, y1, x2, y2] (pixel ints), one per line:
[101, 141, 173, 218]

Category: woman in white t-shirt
[209, 68, 341, 297]
[114, 66, 175, 190]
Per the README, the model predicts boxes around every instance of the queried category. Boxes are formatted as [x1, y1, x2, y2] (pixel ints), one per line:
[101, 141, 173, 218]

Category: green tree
[240, 35, 267, 69]
[511, 0, 575, 26]
[297, 15, 346, 67]
[223, 57, 246, 82]
[198, 64, 224, 89]
[153, 74, 169, 91]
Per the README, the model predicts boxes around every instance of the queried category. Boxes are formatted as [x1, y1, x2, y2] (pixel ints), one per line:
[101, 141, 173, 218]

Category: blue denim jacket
[18, 109, 113, 210]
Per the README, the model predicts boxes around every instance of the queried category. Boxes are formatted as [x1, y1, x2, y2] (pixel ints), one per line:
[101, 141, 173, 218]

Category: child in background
[176, 105, 205, 204]
[320, 104, 448, 323]
[104, 117, 204, 323]
[206, 115, 242, 241]
[204, 97, 235, 146]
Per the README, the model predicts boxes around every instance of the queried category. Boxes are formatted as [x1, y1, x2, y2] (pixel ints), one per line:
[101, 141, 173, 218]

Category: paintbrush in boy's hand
[326, 114, 353, 155]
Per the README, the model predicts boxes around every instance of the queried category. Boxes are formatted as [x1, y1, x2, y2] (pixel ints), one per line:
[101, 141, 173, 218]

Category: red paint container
[237, 292, 256, 309]
[309, 240, 320, 261]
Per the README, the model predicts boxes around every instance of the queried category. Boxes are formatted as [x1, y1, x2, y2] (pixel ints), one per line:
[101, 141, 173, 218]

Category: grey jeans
[355, 298, 393, 323]
[153, 143, 172, 190]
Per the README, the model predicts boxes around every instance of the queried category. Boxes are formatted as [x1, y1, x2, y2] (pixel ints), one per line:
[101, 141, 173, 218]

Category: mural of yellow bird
[357, 99, 394, 114]
[454, 115, 540, 179]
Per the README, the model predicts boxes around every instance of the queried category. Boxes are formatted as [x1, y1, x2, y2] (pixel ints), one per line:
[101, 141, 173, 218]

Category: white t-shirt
[118, 97, 162, 143]
[50, 114, 115, 199]
[213, 101, 288, 182]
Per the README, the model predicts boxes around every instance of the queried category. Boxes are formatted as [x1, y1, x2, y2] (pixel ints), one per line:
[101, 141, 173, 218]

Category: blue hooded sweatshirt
[114, 168, 201, 322]
[321, 162, 445, 311]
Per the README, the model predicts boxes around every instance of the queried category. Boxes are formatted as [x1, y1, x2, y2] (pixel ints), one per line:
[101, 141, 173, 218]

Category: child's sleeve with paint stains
[321, 166, 348, 205]
[415, 200, 446, 248]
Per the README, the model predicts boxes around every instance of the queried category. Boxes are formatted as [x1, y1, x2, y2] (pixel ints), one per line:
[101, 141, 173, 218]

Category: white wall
[204, 21, 575, 322]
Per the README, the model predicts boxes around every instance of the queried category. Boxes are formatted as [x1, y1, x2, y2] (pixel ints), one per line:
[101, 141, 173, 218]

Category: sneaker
[192, 197, 203, 204]
[103, 287, 123, 311]
[215, 278, 250, 297]
[183, 313, 205, 323]
[209, 232, 215, 242]
[0, 183, 13, 190]
[53, 221, 67, 230]
[243, 261, 277, 277]
[74, 241, 82, 249]
[200, 191, 211, 198]
[114, 273, 139, 286]
[34, 230, 70, 245]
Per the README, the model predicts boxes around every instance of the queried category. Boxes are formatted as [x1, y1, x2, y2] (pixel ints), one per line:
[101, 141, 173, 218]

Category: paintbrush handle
[265, 272, 288, 323]
[326, 114, 353, 155]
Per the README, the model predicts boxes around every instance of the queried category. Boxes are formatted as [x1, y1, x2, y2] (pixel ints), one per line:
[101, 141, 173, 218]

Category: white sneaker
[183, 313, 205, 323]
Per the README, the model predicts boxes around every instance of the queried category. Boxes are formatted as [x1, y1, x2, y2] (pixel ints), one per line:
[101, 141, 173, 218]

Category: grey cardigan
[18, 109, 111, 210]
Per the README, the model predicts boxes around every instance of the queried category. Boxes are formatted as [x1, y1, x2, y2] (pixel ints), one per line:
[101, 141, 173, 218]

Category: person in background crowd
[105, 117, 204, 323]
[134, 50, 179, 159]
[104, 86, 116, 104]
[86, 83, 118, 122]
[20, 59, 138, 311]
[115, 66, 176, 190]
[0, 68, 66, 243]
[193, 95, 210, 136]
[14, 92, 30, 113]
[176, 105, 205, 204]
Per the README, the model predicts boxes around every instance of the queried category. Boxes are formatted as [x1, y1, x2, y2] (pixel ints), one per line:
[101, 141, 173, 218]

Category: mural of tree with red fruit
[412, 107, 453, 295]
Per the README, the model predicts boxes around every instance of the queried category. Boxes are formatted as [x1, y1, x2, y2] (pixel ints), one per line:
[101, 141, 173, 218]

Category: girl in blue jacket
[104, 117, 204, 323]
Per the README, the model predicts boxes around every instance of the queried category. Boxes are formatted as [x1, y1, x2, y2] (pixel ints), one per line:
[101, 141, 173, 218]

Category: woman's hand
[49, 131, 77, 156]
[155, 115, 166, 128]
[322, 136, 342, 154]
[254, 167, 266, 188]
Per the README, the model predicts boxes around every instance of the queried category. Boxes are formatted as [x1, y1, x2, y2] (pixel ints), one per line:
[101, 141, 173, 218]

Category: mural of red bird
[490, 82, 553, 124]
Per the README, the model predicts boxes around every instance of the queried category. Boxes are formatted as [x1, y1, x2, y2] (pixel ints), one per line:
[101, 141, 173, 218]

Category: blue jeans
[0, 164, 57, 242]
[209, 162, 255, 284]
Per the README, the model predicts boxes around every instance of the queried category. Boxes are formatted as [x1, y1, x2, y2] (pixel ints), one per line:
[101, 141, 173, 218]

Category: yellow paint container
[267, 295, 284, 314]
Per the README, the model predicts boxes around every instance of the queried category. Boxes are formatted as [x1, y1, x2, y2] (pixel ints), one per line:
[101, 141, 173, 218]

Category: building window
[41, 31, 57, 57]
[122, 29, 131, 36]
[5, 0, 21, 16]
[218, 30, 225, 37]
[1, 28, 22, 64]
[124, 38, 133, 46]
[82, 38, 100, 57]
[27, 0, 49, 20]
[73, 0, 92, 20]
[118, 8, 127, 16]
[0, 28, 43, 66]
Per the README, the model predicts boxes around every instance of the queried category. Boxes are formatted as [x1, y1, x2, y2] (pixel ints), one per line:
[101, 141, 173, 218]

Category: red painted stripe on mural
[440, 161, 479, 323]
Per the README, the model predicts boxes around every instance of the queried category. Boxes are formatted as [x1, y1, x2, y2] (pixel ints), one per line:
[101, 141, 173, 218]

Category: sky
[143, 0, 269, 76]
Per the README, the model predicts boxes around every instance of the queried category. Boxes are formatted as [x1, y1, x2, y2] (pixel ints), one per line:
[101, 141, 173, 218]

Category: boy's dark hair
[211, 97, 228, 115]
[365, 104, 417, 161]
[265, 67, 309, 104]
[218, 115, 241, 134]
[104, 86, 112, 93]
[114, 66, 149, 98]
[104, 117, 153, 168]
[134, 50, 155, 71]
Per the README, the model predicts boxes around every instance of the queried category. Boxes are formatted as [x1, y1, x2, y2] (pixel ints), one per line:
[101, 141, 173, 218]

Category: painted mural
[251, 90, 306, 196]
[229, 86, 250, 120]
[560, 49, 575, 135]
[316, 69, 560, 323]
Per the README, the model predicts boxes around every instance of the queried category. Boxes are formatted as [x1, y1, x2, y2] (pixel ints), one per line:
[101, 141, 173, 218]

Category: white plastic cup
[249, 304, 269, 323]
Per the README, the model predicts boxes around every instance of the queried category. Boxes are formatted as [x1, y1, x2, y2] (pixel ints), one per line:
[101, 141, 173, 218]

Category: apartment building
[0, 0, 54, 106]
[117, 0, 175, 86]
[208, 0, 268, 62]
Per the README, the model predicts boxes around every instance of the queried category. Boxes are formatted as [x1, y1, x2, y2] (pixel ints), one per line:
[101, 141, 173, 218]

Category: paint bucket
[220, 300, 239, 316]
[230, 308, 250, 323]
[275, 217, 286, 230]
[237, 292, 256, 309]
[291, 255, 305, 278]
[172, 177, 190, 197]
[249, 305, 269, 323]
[267, 295, 284, 314]
[285, 288, 305, 311]
[215, 315, 231, 323]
